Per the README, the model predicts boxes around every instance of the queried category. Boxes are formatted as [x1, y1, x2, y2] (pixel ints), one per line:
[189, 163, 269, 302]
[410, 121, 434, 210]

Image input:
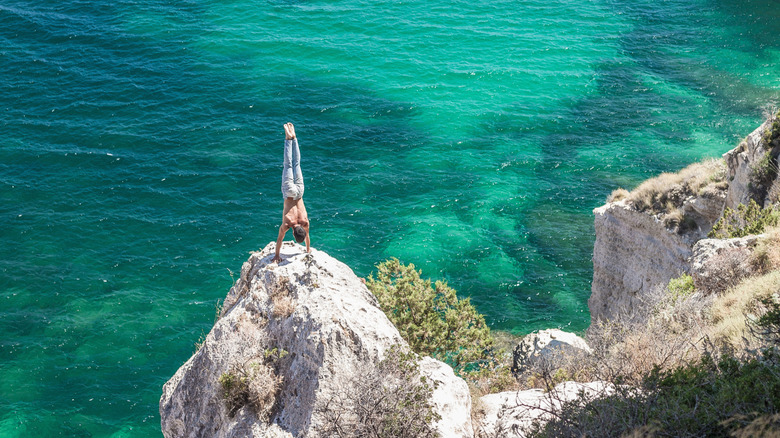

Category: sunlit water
[1, 0, 779, 435]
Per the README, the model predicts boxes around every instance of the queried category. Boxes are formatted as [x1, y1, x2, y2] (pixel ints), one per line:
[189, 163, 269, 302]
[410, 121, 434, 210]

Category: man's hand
[272, 254, 282, 263]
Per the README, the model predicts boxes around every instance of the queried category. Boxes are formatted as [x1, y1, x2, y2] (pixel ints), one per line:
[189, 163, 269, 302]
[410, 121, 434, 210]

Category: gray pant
[281, 138, 304, 199]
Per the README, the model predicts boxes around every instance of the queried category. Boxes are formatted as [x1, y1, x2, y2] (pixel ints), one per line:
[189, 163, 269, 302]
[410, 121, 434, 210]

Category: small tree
[366, 258, 495, 370]
[708, 200, 779, 239]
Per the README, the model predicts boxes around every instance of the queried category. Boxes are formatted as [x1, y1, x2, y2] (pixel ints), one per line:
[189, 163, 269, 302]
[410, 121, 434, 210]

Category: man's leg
[282, 123, 303, 199]
[291, 137, 303, 187]
[282, 137, 295, 197]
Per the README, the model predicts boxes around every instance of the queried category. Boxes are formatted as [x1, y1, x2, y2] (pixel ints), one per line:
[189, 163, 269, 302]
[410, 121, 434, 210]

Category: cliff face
[590, 118, 775, 322]
[724, 116, 780, 209]
[160, 242, 473, 438]
[589, 201, 699, 321]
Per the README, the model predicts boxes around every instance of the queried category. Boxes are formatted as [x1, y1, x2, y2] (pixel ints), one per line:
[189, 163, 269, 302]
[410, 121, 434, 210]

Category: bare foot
[284, 123, 296, 140]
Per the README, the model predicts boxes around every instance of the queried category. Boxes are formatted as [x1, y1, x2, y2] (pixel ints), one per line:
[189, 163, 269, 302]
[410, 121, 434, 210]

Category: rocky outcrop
[475, 381, 613, 438]
[590, 118, 779, 322]
[723, 117, 780, 209]
[512, 329, 590, 374]
[590, 201, 699, 321]
[690, 235, 761, 295]
[160, 242, 473, 438]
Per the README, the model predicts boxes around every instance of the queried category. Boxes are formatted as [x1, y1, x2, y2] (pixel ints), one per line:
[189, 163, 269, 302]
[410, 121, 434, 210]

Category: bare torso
[282, 197, 309, 230]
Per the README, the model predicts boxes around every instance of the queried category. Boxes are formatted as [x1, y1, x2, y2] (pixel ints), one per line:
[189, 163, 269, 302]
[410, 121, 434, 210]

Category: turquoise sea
[1, 0, 779, 435]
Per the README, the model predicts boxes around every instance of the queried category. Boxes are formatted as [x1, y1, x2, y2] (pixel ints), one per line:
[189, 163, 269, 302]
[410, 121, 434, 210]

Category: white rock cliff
[590, 119, 775, 321]
[160, 242, 473, 438]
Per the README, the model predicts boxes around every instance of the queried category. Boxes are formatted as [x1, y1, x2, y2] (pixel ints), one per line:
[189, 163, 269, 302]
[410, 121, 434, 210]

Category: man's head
[293, 225, 306, 243]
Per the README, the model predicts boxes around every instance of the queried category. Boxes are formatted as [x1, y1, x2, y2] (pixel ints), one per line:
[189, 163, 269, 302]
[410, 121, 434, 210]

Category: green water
[1, 0, 778, 435]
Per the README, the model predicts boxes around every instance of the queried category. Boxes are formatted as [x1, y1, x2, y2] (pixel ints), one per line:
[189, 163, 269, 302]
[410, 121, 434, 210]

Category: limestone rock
[475, 381, 613, 438]
[419, 356, 474, 438]
[724, 117, 778, 209]
[690, 236, 761, 295]
[160, 242, 473, 438]
[590, 201, 695, 322]
[512, 329, 590, 374]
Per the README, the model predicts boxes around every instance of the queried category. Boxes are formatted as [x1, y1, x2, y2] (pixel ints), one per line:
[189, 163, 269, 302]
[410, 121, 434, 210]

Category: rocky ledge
[160, 242, 473, 438]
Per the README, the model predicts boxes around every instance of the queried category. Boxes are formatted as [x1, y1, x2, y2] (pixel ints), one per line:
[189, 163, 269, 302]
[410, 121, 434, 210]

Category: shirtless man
[272, 123, 310, 263]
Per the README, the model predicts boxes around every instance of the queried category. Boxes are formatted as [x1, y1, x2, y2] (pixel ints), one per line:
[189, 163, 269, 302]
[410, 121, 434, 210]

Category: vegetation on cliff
[318, 346, 442, 438]
[366, 258, 515, 394]
[708, 199, 779, 238]
[607, 158, 728, 233]
[520, 227, 780, 437]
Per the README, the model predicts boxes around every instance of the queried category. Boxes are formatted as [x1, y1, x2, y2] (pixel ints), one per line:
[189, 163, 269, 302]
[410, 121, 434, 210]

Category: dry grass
[751, 225, 780, 273]
[706, 270, 780, 349]
[583, 288, 712, 386]
[616, 159, 727, 215]
[607, 188, 629, 203]
[270, 276, 296, 319]
[219, 359, 283, 419]
[694, 246, 757, 295]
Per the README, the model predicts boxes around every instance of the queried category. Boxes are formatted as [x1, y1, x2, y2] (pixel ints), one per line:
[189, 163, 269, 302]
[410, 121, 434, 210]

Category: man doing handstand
[272, 122, 310, 263]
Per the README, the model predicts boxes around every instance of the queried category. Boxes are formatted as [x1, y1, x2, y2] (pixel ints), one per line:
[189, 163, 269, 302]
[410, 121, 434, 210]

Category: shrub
[666, 273, 694, 302]
[749, 151, 779, 201]
[694, 246, 756, 295]
[761, 108, 780, 148]
[270, 276, 296, 319]
[708, 199, 779, 239]
[751, 225, 780, 274]
[218, 359, 282, 418]
[747, 293, 780, 348]
[317, 345, 441, 438]
[366, 259, 495, 372]
[525, 352, 780, 438]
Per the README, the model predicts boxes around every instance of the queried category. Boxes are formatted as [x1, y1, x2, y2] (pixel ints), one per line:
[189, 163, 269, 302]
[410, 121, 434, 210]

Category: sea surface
[1, 0, 779, 435]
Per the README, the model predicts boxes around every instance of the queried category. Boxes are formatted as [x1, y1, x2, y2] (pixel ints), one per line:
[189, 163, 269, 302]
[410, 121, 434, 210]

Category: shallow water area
[1, 0, 779, 435]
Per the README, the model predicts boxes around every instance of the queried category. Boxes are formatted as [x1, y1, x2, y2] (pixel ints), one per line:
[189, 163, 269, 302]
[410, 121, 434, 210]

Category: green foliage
[218, 370, 249, 417]
[218, 359, 283, 418]
[762, 109, 780, 147]
[666, 273, 695, 302]
[750, 151, 779, 197]
[708, 199, 779, 239]
[366, 258, 495, 371]
[527, 352, 780, 437]
[750, 293, 780, 347]
[263, 347, 289, 361]
[318, 345, 441, 438]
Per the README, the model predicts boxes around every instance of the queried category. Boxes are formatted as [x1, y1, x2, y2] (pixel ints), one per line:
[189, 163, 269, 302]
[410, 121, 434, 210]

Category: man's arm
[272, 224, 288, 263]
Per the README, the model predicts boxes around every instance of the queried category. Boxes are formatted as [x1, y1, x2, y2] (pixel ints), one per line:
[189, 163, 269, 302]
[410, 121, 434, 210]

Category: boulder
[160, 242, 473, 437]
[475, 381, 613, 438]
[512, 329, 590, 374]
[690, 236, 761, 295]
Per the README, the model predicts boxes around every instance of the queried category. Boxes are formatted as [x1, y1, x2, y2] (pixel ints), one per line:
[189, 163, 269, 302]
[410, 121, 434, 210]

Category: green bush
[666, 273, 695, 302]
[366, 258, 495, 371]
[762, 109, 780, 148]
[708, 199, 779, 239]
[749, 293, 780, 348]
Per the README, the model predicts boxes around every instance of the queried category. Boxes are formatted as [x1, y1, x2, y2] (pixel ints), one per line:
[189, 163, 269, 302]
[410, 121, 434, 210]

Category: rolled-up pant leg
[282, 138, 304, 199]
